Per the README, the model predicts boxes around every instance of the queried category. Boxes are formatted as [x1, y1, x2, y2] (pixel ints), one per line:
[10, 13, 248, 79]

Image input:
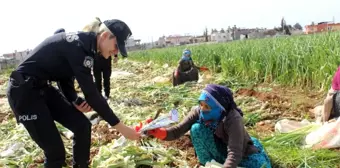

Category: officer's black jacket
[16, 32, 120, 126]
[94, 54, 112, 70]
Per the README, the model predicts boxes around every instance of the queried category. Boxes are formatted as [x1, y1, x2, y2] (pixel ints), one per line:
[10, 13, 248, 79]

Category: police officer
[6, 18, 139, 168]
[83, 18, 124, 100]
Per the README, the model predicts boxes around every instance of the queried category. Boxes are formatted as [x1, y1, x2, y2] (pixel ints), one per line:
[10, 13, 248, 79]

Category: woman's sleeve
[164, 107, 200, 141]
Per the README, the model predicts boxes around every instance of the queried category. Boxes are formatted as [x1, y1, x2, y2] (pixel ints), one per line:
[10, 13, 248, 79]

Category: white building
[125, 36, 141, 47]
[155, 36, 166, 47]
[210, 31, 233, 42]
[166, 35, 192, 45]
[3, 49, 31, 64]
[126, 38, 136, 47]
[142, 42, 156, 49]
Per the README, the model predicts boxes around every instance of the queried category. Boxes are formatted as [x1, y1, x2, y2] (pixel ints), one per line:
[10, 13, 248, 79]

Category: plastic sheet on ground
[274, 119, 312, 133]
[152, 76, 170, 84]
[274, 117, 340, 149]
[0, 143, 25, 157]
[110, 71, 134, 79]
[304, 117, 340, 149]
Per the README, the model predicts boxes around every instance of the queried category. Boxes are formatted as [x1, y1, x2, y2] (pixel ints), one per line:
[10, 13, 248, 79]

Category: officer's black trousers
[93, 66, 111, 97]
[6, 74, 91, 168]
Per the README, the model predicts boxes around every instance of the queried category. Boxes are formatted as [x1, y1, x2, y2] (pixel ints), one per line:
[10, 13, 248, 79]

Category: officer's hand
[113, 56, 118, 63]
[114, 122, 141, 140]
[73, 101, 92, 113]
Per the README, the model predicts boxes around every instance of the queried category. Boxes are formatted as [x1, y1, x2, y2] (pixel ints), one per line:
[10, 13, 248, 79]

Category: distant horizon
[0, 22, 327, 54]
[0, 20, 335, 55]
[0, 0, 339, 55]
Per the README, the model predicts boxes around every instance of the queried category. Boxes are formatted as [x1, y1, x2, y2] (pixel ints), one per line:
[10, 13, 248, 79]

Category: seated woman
[314, 91, 340, 123]
[321, 66, 340, 123]
[330, 91, 340, 120]
[172, 49, 199, 86]
[148, 84, 272, 168]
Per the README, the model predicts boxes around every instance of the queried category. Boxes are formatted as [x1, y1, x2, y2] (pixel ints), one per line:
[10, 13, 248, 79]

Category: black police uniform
[6, 19, 132, 168]
[52, 28, 82, 91]
[93, 54, 112, 98]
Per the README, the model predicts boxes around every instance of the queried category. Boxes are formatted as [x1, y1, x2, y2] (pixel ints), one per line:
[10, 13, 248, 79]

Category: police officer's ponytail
[83, 17, 101, 33]
[83, 17, 112, 35]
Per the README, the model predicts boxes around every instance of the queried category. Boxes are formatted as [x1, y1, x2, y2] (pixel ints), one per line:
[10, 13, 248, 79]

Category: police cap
[103, 19, 132, 57]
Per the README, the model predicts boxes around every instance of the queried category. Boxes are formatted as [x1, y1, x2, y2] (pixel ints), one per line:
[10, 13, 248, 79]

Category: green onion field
[1, 32, 340, 168]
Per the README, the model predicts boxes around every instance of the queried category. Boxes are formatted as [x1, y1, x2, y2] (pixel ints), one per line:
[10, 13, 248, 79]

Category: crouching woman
[172, 49, 199, 86]
[148, 84, 272, 168]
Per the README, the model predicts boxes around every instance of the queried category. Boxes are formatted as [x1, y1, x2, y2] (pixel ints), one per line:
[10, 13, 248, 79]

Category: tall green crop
[129, 32, 340, 90]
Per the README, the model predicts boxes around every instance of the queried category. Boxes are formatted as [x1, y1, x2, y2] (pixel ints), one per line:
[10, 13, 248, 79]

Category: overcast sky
[0, 0, 339, 55]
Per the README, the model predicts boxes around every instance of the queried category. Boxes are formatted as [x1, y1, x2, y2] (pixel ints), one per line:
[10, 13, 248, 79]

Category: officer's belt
[10, 71, 49, 88]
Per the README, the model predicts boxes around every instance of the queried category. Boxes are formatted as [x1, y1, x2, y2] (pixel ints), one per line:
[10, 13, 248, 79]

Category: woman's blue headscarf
[198, 91, 224, 122]
[181, 49, 192, 61]
[198, 84, 243, 129]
